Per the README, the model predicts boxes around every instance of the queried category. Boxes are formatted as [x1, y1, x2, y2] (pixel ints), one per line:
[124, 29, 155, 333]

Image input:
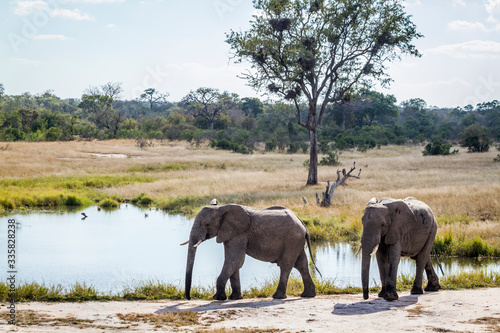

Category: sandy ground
[1, 289, 499, 332]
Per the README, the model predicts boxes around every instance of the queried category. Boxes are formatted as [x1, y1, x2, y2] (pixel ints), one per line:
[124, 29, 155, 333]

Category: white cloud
[426, 40, 500, 59]
[105, 23, 116, 28]
[51, 8, 93, 20]
[485, 0, 500, 23]
[448, 20, 488, 32]
[10, 58, 42, 66]
[32, 34, 70, 40]
[13, 0, 48, 15]
[403, 0, 422, 7]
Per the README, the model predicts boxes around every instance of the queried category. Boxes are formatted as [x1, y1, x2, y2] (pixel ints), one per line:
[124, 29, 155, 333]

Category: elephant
[182, 200, 318, 301]
[360, 197, 441, 301]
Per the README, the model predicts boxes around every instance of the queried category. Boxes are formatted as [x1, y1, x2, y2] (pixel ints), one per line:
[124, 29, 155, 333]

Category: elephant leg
[412, 230, 438, 294]
[294, 249, 316, 298]
[229, 270, 243, 300]
[214, 238, 246, 301]
[424, 257, 441, 292]
[375, 244, 389, 298]
[384, 244, 401, 301]
[410, 253, 426, 295]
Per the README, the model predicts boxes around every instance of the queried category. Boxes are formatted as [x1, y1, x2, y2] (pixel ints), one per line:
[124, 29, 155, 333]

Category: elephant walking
[183, 200, 318, 301]
[360, 197, 441, 301]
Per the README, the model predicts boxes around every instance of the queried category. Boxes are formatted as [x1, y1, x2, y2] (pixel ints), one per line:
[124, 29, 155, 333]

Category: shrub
[319, 151, 342, 166]
[131, 193, 153, 205]
[423, 137, 458, 156]
[459, 123, 492, 152]
[99, 198, 120, 208]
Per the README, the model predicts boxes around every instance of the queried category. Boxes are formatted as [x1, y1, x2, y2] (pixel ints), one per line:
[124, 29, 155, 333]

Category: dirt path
[1, 289, 499, 332]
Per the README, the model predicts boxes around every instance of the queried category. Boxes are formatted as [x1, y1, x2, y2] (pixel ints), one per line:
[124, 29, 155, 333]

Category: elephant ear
[216, 205, 251, 243]
[384, 199, 417, 245]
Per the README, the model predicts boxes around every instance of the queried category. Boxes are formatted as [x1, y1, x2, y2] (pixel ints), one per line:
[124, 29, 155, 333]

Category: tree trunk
[307, 128, 318, 185]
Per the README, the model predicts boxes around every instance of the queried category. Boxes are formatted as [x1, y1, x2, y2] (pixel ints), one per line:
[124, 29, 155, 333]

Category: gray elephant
[182, 200, 317, 300]
[360, 197, 441, 301]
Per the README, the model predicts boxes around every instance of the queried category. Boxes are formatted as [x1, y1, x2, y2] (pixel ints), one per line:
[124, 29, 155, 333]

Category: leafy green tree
[226, 0, 422, 185]
[139, 88, 169, 110]
[78, 94, 123, 136]
[241, 97, 264, 117]
[459, 123, 492, 153]
[182, 88, 238, 131]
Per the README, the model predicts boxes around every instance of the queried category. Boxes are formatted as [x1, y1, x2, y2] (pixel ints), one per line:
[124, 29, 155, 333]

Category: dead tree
[317, 162, 362, 207]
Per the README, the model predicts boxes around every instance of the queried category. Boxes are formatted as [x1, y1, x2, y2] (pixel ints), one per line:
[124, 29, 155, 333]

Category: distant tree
[459, 123, 492, 152]
[78, 94, 123, 136]
[240, 97, 264, 117]
[139, 88, 169, 110]
[84, 81, 123, 100]
[226, 0, 422, 185]
[182, 87, 238, 131]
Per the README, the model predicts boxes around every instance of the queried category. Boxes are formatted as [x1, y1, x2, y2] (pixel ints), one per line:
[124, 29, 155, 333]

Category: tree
[241, 97, 264, 117]
[181, 87, 238, 131]
[84, 81, 123, 100]
[226, 0, 422, 185]
[139, 88, 169, 110]
[78, 94, 123, 136]
[459, 123, 492, 153]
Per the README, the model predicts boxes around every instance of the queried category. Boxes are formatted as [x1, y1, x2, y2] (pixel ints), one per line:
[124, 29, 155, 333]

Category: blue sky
[2, 0, 500, 108]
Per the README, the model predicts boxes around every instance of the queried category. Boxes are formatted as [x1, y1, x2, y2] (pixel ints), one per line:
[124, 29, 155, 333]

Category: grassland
[0, 139, 499, 255]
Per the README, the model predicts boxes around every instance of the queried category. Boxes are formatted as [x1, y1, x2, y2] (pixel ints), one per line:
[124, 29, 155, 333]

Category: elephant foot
[272, 291, 287, 299]
[410, 286, 423, 295]
[383, 292, 399, 301]
[213, 292, 227, 301]
[300, 290, 316, 298]
[383, 286, 398, 301]
[378, 287, 387, 298]
[424, 283, 441, 292]
[229, 292, 243, 300]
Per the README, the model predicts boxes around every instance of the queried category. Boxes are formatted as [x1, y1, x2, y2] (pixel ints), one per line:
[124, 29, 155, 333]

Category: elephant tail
[305, 231, 323, 279]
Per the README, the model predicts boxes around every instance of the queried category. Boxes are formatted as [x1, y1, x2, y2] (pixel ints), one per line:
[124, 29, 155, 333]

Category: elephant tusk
[193, 240, 203, 248]
[355, 244, 362, 256]
[179, 240, 189, 246]
[371, 244, 379, 256]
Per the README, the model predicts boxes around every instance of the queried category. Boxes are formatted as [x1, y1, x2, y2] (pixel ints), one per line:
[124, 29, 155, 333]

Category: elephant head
[360, 197, 416, 299]
[183, 201, 250, 300]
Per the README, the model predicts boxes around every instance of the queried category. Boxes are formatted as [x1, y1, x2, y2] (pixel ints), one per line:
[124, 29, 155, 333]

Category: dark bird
[97, 206, 101, 211]
[81, 212, 88, 220]
[145, 213, 148, 218]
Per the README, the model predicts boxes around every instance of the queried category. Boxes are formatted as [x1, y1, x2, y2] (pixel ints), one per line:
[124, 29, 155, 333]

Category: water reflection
[1, 206, 498, 293]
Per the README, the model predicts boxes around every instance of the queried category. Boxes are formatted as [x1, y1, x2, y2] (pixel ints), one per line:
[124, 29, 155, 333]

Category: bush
[459, 123, 492, 152]
[98, 198, 120, 208]
[319, 151, 342, 166]
[131, 193, 153, 205]
[423, 137, 458, 156]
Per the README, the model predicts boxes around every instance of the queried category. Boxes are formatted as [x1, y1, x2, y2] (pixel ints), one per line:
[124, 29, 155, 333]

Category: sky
[1, 0, 500, 108]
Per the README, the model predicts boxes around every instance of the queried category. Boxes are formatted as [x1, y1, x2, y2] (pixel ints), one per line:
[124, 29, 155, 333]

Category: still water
[1, 205, 499, 294]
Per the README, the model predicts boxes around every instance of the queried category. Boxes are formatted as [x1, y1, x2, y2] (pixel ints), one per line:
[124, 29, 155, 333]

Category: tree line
[0, 82, 498, 154]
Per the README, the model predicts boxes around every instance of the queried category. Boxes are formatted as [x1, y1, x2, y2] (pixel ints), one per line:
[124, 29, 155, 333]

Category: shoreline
[2, 288, 499, 332]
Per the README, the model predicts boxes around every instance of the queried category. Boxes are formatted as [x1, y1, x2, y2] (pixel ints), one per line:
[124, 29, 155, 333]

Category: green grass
[127, 163, 189, 173]
[0, 175, 155, 213]
[98, 198, 120, 208]
[3, 272, 498, 302]
[435, 231, 500, 258]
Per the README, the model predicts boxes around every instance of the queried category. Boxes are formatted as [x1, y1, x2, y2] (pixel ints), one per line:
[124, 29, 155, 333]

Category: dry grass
[0, 140, 498, 247]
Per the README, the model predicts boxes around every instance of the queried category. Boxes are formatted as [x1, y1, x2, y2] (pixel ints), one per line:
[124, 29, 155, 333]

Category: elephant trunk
[361, 247, 371, 300]
[185, 239, 198, 300]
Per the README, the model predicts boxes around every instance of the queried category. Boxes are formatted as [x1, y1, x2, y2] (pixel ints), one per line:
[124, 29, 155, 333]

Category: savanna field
[0, 140, 499, 301]
[1, 139, 499, 252]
